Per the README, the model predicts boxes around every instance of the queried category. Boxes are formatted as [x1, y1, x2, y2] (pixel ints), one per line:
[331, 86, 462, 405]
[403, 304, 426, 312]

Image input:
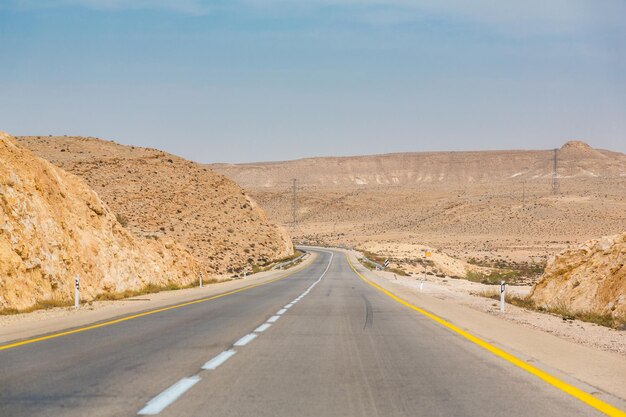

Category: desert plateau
[213, 141, 626, 323]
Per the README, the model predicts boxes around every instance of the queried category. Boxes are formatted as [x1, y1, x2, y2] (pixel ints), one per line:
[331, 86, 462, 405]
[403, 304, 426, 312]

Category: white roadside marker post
[419, 276, 424, 292]
[74, 274, 80, 309]
[500, 281, 506, 313]
[199, 271, 203, 288]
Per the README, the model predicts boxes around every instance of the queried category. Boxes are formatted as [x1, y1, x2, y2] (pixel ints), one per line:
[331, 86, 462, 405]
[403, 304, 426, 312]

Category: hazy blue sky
[1, 1, 625, 163]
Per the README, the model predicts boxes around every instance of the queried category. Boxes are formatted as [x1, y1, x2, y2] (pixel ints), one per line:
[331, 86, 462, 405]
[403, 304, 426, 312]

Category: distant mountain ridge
[211, 141, 626, 188]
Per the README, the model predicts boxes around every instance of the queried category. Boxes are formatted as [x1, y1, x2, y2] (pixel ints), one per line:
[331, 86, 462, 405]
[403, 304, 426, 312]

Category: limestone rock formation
[208, 140, 626, 270]
[211, 141, 626, 188]
[529, 233, 626, 320]
[0, 132, 201, 311]
[17, 135, 294, 275]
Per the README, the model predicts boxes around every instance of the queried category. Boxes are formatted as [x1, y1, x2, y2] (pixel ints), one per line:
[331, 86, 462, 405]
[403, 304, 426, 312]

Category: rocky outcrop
[0, 132, 201, 311]
[529, 233, 626, 320]
[17, 135, 294, 275]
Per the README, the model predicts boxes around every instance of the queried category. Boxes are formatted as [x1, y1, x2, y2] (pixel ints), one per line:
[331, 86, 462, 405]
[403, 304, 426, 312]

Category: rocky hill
[529, 233, 626, 323]
[212, 141, 626, 188]
[16, 135, 294, 275]
[209, 140, 626, 270]
[0, 132, 201, 311]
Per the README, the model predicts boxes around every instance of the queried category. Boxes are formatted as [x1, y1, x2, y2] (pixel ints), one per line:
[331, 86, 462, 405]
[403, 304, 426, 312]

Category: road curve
[0, 249, 614, 416]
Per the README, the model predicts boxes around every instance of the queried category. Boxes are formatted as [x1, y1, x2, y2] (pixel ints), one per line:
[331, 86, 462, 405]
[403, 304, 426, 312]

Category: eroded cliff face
[0, 132, 200, 311]
[211, 141, 626, 188]
[530, 233, 626, 320]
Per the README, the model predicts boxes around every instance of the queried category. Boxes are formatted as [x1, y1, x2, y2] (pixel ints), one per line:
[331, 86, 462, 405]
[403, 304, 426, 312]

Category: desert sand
[213, 141, 626, 270]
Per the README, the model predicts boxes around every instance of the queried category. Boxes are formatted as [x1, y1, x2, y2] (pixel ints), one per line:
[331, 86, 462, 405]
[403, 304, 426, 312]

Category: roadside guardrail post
[74, 274, 80, 309]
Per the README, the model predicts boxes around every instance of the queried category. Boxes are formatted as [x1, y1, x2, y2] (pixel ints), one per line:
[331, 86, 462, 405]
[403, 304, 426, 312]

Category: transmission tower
[551, 148, 560, 195]
[291, 178, 298, 230]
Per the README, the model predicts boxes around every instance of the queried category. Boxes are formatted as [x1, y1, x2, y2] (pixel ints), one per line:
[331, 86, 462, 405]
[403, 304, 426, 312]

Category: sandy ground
[245, 177, 626, 266]
[213, 141, 626, 268]
[0, 252, 315, 345]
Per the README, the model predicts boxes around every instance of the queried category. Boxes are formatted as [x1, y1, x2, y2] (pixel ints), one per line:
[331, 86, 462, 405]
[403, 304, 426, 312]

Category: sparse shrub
[475, 291, 622, 328]
[389, 267, 409, 276]
[0, 297, 73, 315]
[466, 270, 524, 285]
[115, 213, 129, 227]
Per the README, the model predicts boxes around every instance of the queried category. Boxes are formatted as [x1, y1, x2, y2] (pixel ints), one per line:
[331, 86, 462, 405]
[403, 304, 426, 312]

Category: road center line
[202, 350, 237, 370]
[234, 333, 257, 346]
[138, 376, 201, 415]
[254, 323, 272, 333]
[134, 251, 335, 417]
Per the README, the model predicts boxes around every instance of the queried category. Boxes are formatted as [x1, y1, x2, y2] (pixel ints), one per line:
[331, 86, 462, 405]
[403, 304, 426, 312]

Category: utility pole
[552, 148, 560, 195]
[291, 178, 298, 231]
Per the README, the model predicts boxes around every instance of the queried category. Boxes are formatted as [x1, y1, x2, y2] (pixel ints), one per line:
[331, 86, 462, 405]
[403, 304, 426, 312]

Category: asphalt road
[0, 249, 607, 416]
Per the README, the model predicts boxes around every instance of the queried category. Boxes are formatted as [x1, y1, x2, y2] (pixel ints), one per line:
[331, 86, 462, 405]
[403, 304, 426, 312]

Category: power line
[552, 148, 560, 195]
[291, 178, 298, 231]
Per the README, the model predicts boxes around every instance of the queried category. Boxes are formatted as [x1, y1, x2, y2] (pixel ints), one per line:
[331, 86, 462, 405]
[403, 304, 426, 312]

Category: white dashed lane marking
[255, 323, 272, 333]
[138, 376, 201, 415]
[267, 315, 280, 323]
[137, 251, 335, 415]
[202, 350, 237, 370]
[234, 333, 258, 347]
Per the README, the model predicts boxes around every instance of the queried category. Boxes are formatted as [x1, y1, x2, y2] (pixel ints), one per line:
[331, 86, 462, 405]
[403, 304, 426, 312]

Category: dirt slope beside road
[530, 233, 626, 324]
[0, 132, 200, 311]
[17, 135, 294, 275]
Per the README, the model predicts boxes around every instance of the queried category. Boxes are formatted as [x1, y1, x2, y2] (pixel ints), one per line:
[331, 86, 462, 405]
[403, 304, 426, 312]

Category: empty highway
[0, 249, 619, 416]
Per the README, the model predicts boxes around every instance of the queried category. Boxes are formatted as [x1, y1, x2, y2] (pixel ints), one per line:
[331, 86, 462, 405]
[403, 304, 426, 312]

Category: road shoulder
[0, 251, 317, 346]
[340, 249, 626, 410]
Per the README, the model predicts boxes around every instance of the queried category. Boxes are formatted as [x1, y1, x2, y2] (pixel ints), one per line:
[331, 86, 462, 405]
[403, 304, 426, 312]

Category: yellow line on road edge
[346, 254, 625, 417]
[0, 265, 306, 352]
